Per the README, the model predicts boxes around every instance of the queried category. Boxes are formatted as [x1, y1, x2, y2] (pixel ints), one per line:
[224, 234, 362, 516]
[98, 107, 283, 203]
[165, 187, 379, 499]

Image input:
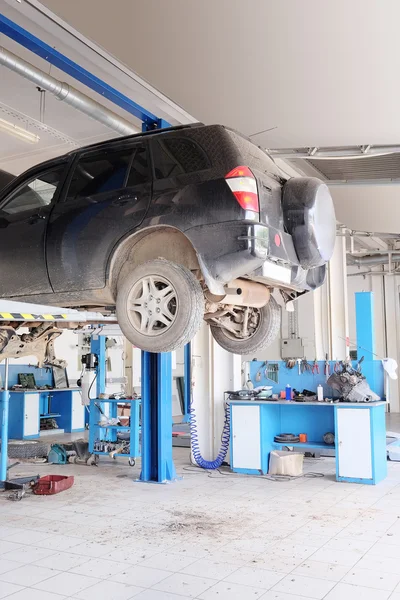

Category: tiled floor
[1, 448, 400, 599]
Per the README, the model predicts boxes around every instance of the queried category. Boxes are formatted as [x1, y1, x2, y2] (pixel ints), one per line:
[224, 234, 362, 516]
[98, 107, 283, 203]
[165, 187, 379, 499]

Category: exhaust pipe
[206, 279, 270, 308]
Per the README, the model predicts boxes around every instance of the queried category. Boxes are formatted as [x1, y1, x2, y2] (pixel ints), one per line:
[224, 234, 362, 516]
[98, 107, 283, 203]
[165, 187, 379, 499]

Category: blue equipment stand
[0, 359, 10, 486]
[140, 351, 176, 483]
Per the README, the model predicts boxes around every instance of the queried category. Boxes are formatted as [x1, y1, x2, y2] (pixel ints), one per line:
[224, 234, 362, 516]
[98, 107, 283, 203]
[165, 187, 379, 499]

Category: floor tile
[152, 572, 215, 598]
[139, 551, 197, 573]
[323, 536, 376, 553]
[309, 547, 361, 567]
[271, 574, 336, 599]
[342, 566, 400, 591]
[293, 559, 351, 582]
[197, 580, 265, 599]
[181, 558, 238, 580]
[224, 566, 285, 589]
[70, 557, 127, 579]
[73, 579, 144, 599]
[250, 553, 304, 573]
[260, 593, 316, 600]
[36, 535, 85, 551]
[0, 564, 59, 586]
[324, 583, 391, 599]
[111, 565, 170, 587]
[4, 530, 51, 545]
[33, 551, 90, 571]
[0, 581, 24, 599]
[0, 558, 21, 575]
[4, 545, 55, 565]
[5, 589, 69, 600]
[34, 572, 101, 596]
[134, 591, 194, 600]
[0, 541, 24, 556]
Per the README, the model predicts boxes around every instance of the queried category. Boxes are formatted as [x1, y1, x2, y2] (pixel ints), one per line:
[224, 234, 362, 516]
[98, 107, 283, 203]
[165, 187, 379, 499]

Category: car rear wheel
[210, 295, 281, 355]
[116, 259, 204, 353]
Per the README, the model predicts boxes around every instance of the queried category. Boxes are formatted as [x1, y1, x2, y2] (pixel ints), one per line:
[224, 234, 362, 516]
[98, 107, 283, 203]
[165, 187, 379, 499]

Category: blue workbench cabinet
[335, 403, 387, 484]
[8, 389, 85, 440]
[229, 400, 387, 485]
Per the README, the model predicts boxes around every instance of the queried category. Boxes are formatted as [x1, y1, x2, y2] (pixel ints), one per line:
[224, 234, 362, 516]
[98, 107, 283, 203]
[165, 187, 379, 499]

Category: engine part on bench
[327, 372, 380, 402]
[323, 432, 335, 445]
[274, 433, 300, 443]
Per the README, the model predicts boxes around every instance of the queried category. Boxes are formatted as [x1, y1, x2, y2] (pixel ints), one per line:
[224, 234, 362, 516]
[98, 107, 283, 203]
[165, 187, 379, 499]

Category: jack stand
[140, 351, 177, 483]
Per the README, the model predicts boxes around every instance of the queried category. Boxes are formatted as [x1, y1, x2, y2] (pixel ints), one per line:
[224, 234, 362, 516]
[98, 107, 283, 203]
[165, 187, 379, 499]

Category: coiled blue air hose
[190, 402, 231, 469]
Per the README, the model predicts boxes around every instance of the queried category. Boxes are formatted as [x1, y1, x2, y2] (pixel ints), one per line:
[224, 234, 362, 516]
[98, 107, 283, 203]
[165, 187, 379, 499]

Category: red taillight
[225, 165, 259, 212]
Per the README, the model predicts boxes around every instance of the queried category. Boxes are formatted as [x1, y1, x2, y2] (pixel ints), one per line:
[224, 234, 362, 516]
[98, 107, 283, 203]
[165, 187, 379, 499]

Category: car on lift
[0, 123, 336, 355]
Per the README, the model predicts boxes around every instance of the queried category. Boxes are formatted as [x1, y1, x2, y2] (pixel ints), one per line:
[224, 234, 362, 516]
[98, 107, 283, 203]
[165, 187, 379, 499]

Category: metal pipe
[347, 253, 400, 266]
[0, 358, 10, 482]
[207, 279, 271, 308]
[0, 47, 138, 136]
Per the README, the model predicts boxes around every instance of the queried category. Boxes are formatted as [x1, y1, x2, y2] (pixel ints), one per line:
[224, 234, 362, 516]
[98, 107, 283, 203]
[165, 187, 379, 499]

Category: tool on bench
[301, 358, 312, 373]
[311, 360, 319, 375]
[324, 354, 330, 381]
[334, 359, 342, 373]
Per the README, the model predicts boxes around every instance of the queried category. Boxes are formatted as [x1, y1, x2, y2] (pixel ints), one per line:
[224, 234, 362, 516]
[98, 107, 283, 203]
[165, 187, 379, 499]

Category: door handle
[113, 194, 138, 207]
[28, 213, 46, 225]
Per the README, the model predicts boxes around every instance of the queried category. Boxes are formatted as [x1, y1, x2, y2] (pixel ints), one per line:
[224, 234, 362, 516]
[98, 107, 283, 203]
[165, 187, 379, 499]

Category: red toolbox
[33, 475, 74, 495]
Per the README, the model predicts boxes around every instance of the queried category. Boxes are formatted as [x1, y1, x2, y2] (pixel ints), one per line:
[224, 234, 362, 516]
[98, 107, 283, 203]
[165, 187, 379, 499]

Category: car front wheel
[116, 259, 204, 353]
[210, 295, 281, 355]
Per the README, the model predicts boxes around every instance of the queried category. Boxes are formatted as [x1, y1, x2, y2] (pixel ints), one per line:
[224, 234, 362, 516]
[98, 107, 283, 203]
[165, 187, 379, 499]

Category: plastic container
[299, 433, 308, 443]
[285, 384, 292, 400]
[32, 475, 74, 495]
[317, 384, 324, 401]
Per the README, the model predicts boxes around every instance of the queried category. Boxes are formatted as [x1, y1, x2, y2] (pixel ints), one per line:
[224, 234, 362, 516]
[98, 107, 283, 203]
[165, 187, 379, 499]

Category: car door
[47, 142, 151, 292]
[0, 163, 68, 297]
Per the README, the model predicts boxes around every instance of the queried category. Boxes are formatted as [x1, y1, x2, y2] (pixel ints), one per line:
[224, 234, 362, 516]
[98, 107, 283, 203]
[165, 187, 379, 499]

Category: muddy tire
[116, 259, 204, 353]
[210, 296, 281, 355]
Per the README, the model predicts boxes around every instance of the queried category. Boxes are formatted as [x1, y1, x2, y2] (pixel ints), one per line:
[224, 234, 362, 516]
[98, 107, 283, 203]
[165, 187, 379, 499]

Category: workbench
[229, 399, 387, 484]
[8, 389, 85, 439]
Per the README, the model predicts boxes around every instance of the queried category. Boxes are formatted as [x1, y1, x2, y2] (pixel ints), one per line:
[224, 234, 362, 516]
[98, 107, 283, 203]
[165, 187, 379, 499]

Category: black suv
[0, 124, 336, 354]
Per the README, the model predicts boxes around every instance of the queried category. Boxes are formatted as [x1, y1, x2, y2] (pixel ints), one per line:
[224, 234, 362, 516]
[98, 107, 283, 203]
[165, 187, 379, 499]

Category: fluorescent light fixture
[0, 117, 40, 144]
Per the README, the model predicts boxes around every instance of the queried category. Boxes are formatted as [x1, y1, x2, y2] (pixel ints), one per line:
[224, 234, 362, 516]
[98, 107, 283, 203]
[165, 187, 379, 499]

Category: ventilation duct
[0, 47, 138, 137]
[347, 253, 400, 266]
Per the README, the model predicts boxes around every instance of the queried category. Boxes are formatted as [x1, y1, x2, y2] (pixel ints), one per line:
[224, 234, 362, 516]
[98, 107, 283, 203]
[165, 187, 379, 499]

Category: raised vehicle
[0, 123, 336, 357]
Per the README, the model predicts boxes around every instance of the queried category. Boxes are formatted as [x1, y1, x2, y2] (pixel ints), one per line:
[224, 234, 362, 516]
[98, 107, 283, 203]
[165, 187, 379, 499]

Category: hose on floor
[190, 401, 231, 469]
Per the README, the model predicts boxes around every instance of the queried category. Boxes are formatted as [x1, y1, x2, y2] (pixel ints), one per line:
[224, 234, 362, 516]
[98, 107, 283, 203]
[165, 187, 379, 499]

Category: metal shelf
[272, 441, 335, 450]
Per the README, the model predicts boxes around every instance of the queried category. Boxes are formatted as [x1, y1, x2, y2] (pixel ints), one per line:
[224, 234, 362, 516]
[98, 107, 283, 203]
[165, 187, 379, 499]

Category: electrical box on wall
[281, 338, 305, 359]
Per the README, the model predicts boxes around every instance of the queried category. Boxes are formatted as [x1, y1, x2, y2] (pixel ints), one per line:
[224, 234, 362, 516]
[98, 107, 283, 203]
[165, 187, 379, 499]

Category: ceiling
[2, 0, 400, 234]
[37, 0, 400, 150]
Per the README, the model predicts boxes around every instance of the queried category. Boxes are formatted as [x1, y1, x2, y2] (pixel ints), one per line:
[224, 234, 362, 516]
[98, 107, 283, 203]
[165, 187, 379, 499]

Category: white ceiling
[2, 0, 400, 233]
[37, 0, 400, 150]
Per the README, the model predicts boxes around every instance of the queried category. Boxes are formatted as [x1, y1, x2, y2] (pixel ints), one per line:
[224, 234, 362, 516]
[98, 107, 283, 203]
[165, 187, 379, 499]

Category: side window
[66, 148, 138, 201]
[152, 137, 210, 179]
[1, 166, 65, 215]
[126, 147, 149, 187]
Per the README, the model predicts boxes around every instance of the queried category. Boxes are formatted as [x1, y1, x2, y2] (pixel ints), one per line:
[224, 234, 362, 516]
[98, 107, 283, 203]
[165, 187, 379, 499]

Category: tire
[210, 296, 281, 355]
[5, 440, 49, 459]
[116, 259, 204, 353]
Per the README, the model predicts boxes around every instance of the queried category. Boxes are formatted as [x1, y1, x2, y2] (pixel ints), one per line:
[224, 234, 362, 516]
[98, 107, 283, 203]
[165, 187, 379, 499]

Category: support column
[191, 323, 241, 462]
[0, 359, 10, 484]
[314, 235, 349, 360]
[140, 351, 176, 482]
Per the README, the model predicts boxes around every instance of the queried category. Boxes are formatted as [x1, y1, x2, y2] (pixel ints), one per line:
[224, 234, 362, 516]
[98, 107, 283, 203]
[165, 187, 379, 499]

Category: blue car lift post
[0, 13, 177, 483]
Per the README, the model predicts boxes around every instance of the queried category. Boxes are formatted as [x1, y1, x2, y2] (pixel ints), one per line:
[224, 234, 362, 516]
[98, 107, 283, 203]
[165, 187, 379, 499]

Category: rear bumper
[185, 221, 325, 294]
